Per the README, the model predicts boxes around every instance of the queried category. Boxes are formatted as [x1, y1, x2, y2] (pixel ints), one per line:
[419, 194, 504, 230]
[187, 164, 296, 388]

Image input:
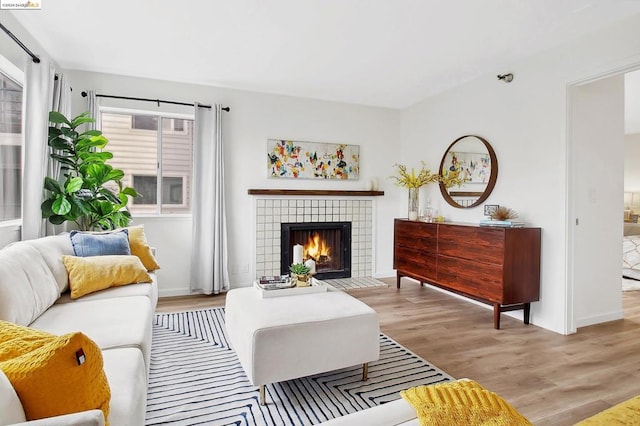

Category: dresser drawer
[394, 219, 437, 252]
[394, 246, 437, 281]
[438, 225, 504, 265]
[437, 255, 503, 302]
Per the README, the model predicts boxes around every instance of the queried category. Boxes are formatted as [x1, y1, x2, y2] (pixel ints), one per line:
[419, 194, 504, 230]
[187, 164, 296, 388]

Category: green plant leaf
[65, 177, 84, 193]
[79, 151, 113, 163]
[121, 187, 139, 197]
[49, 215, 66, 225]
[76, 135, 108, 150]
[98, 188, 121, 204]
[52, 195, 72, 215]
[50, 154, 76, 168]
[105, 169, 124, 182]
[41, 198, 55, 218]
[48, 137, 74, 151]
[60, 127, 78, 140]
[79, 129, 102, 137]
[71, 113, 95, 129]
[49, 111, 71, 125]
[98, 201, 114, 215]
[43, 177, 63, 194]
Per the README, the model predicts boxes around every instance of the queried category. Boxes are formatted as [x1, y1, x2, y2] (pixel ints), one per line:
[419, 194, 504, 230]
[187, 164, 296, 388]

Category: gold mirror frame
[438, 135, 498, 209]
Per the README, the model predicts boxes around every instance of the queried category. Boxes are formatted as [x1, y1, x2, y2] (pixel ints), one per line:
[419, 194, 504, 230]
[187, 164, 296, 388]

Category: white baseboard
[576, 310, 624, 328]
[373, 270, 395, 279]
[159, 288, 192, 298]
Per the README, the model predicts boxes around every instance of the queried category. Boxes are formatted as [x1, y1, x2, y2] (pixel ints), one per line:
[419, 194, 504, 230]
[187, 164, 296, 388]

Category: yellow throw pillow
[400, 380, 531, 426]
[0, 325, 110, 423]
[126, 225, 161, 271]
[63, 255, 152, 299]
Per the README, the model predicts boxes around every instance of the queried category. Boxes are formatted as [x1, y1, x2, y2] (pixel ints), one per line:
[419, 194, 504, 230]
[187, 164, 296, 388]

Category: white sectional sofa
[0, 232, 158, 426]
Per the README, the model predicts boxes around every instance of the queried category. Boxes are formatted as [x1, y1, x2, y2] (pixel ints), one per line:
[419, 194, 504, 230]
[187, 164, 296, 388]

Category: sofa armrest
[10, 410, 105, 426]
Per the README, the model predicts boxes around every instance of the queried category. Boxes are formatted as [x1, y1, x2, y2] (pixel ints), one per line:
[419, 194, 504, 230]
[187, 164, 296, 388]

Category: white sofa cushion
[102, 347, 147, 426]
[29, 296, 153, 371]
[0, 369, 26, 425]
[21, 233, 74, 294]
[0, 243, 59, 325]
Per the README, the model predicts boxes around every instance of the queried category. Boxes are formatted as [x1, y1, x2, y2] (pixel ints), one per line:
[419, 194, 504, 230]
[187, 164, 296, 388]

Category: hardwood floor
[156, 279, 640, 425]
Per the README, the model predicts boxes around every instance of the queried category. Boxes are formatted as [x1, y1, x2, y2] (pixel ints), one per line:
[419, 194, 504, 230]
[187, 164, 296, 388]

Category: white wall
[400, 13, 640, 334]
[625, 133, 640, 191]
[65, 70, 402, 295]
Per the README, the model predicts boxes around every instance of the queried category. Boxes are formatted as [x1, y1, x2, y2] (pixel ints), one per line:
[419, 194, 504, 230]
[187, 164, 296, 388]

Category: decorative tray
[253, 278, 328, 298]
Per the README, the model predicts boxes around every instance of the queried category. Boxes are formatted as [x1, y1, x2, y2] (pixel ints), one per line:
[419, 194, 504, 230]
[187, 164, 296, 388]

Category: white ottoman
[225, 286, 380, 405]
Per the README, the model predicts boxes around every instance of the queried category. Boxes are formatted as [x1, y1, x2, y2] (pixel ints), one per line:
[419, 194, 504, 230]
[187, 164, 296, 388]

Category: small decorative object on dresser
[393, 219, 541, 329]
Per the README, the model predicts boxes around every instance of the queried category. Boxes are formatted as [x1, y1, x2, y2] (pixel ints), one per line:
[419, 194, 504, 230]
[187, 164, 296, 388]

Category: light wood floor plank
[157, 279, 640, 425]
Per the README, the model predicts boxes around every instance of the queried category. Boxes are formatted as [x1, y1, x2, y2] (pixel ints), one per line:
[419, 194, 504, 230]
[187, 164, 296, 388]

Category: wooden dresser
[393, 219, 541, 329]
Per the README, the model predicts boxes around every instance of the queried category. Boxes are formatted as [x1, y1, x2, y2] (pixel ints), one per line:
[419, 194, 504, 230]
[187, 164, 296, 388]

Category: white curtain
[190, 104, 229, 295]
[86, 90, 101, 130]
[21, 59, 54, 240]
[43, 73, 72, 236]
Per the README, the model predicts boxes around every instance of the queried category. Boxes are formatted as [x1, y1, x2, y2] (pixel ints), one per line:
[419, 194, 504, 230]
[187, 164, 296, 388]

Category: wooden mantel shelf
[248, 189, 384, 196]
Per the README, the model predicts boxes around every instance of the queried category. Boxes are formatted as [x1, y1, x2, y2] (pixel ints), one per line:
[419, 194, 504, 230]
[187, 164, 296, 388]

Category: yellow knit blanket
[575, 395, 640, 425]
[400, 380, 532, 426]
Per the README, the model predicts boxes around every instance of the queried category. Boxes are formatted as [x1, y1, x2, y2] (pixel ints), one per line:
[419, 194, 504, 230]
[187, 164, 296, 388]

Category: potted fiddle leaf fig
[41, 111, 139, 231]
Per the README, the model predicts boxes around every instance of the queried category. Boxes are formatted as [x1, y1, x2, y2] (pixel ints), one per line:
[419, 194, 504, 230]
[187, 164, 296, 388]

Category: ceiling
[6, 0, 640, 109]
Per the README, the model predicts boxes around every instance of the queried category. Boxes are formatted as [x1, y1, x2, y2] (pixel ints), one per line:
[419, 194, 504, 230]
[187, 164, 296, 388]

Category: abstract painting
[267, 139, 360, 180]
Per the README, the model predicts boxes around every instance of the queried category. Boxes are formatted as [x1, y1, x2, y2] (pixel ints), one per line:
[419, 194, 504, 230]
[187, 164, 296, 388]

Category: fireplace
[281, 222, 352, 280]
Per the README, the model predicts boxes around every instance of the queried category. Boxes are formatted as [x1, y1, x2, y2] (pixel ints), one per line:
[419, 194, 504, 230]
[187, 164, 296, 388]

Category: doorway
[568, 73, 626, 332]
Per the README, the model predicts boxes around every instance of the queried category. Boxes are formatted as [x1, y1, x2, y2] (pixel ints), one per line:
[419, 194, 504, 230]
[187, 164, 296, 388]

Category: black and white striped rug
[145, 308, 453, 425]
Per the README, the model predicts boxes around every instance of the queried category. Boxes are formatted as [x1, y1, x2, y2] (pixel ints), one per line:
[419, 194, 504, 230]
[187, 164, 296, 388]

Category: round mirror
[438, 135, 498, 208]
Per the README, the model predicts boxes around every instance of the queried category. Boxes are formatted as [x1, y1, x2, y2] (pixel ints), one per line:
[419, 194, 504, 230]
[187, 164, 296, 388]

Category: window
[100, 111, 194, 215]
[131, 115, 157, 131]
[132, 175, 186, 206]
[0, 67, 23, 222]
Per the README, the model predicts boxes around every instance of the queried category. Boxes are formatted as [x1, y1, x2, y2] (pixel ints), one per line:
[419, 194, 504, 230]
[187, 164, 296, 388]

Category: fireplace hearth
[281, 222, 352, 280]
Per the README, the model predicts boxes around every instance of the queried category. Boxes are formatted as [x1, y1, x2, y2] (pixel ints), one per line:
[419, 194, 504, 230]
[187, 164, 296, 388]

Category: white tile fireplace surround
[255, 198, 373, 279]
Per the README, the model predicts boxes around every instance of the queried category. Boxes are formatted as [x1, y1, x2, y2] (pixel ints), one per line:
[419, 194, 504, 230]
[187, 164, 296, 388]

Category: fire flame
[304, 233, 331, 263]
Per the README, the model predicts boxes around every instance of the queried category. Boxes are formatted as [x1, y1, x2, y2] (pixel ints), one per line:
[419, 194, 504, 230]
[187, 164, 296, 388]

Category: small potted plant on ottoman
[290, 263, 311, 287]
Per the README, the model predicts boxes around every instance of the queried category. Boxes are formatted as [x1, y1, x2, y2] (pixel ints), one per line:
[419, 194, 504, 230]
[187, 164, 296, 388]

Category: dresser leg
[524, 303, 531, 324]
[396, 274, 401, 289]
[493, 304, 501, 329]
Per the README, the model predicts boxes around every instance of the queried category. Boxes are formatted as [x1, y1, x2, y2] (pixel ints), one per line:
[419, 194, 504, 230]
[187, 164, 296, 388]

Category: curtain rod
[80, 91, 230, 112]
[0, 21, 40, 63]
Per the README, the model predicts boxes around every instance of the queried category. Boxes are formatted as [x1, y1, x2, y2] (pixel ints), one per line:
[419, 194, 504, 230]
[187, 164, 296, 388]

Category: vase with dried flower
[391, 162, 463, 221]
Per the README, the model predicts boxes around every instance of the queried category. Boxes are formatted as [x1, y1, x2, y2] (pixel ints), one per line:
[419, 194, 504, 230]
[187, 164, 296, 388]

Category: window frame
[0, 54, 24, 227]
[99, 106, 194, 217]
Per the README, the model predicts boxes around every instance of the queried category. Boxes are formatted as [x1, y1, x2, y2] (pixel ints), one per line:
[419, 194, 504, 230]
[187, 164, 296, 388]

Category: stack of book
[256, 275, 294, 290]
[479, 219, 525, 228]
